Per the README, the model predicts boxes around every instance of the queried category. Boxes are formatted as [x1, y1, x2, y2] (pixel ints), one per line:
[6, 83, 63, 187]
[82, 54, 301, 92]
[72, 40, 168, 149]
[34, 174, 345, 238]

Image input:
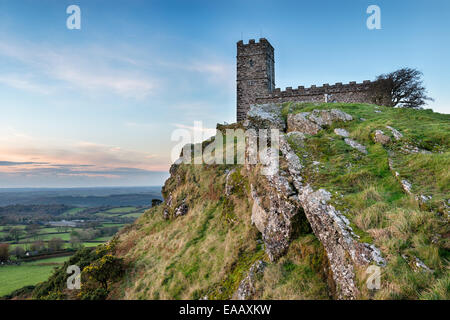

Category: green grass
[0, 256, 70, 297]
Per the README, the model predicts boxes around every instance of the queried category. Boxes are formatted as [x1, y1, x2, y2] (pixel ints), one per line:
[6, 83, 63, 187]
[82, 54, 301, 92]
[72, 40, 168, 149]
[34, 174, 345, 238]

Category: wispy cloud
[0, 41, 157, 99]
[0, 73, 53, 95]
[0, 161, 48, 166]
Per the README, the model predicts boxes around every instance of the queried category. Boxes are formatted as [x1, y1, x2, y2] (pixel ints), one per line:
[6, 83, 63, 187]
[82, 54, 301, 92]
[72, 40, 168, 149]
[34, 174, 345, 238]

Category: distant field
[0, 256, 69, 297]
[106, 206, 137, 213]
[121, 212, 144, 218]
[93, 236, 112, 242]
[38, 233, 71, 241]
[0, 188, 158, 297]
[101, 223, 125, 228]
[82, 242, 102, 247]
[62, 207, 84, 216]
[38, 227, 61, 234]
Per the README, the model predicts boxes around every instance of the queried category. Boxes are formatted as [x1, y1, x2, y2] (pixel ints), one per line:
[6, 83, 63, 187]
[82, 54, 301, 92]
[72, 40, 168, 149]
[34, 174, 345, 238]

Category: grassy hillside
[110, 163, 330, 299]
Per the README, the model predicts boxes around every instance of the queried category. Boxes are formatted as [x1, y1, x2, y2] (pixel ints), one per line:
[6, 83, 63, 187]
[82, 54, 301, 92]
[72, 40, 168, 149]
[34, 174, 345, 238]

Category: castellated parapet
[237, 39, 379, 121]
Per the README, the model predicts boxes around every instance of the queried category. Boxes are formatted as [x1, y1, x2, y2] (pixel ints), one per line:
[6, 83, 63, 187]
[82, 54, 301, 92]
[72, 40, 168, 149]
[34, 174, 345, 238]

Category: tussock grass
[252, 235, 330, 300]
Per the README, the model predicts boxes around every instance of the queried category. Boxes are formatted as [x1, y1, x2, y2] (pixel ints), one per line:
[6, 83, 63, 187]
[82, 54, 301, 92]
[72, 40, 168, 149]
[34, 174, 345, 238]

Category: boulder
[287, 112, 321, 134]
[318, 109, 353, 124]
[373, 130, 391, 145]
[334, 128, 350, 137]
[344, 138, 368, 154]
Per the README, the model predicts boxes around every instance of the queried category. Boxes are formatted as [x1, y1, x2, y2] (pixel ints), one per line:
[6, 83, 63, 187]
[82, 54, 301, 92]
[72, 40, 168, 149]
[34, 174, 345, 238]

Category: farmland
[0, 256, 69, 297]
[0, 186, 162, 297]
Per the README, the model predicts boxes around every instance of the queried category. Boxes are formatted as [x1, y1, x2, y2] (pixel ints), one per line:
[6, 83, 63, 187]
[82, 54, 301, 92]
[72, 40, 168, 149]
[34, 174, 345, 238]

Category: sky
[0, 0, 449, 188]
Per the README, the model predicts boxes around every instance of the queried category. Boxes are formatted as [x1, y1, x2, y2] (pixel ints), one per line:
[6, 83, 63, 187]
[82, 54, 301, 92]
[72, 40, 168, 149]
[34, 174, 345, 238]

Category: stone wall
[255, 81, 376, 105]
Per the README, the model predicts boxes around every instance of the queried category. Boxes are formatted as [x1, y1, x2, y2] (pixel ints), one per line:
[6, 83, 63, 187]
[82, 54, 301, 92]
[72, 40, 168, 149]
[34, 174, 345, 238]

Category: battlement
[268, 80, 374, 98]
[237, 38, 273, 47]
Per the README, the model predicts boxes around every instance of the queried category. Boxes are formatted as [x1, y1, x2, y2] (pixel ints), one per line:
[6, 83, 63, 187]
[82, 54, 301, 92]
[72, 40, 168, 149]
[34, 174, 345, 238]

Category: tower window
[249, 59, 254, 67]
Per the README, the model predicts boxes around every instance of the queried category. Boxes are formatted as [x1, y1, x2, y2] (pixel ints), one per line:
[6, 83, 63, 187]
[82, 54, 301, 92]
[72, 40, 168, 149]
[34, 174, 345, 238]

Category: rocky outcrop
[245, 104, 385, 299]
[278, 135, 384, 299]
[287, 112, 321, 134]
[287, 109, 353, 134]
[234, 260, 266, 300]
[174, 201, 188, 217]
[249, 176, 300, 261]
[296, 186, 385, 298]
[246, 103, 286, 130]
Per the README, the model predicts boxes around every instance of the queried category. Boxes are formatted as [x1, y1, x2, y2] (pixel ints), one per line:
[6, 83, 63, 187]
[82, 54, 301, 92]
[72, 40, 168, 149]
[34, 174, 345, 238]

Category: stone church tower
[236, 38, 383, 122]
[236, 38, 275, 122]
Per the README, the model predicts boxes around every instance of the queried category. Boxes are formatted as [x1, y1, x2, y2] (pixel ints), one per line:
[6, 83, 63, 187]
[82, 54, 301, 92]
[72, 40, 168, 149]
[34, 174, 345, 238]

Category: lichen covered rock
[287, 109, 353, 135]
[246, 103, 286, 130]
[344, 138, 368, 154]
[234, 260, 266, 300]
[373, 130, 391, 145]
[287, 112, 321, 134]
[334, 128, 350, 137]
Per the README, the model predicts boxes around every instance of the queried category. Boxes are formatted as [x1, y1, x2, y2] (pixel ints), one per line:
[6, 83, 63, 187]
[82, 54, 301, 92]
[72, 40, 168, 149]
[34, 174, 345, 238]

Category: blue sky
[0, 0, 448, 187]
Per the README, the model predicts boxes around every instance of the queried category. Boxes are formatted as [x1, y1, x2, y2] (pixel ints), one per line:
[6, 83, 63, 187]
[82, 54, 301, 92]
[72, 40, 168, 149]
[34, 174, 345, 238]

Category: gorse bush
[32, 239, 125, 300]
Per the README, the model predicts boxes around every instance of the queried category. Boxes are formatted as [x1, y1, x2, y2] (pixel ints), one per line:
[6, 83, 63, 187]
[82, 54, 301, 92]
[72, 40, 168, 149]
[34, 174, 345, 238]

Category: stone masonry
[237, 38, 380, 122]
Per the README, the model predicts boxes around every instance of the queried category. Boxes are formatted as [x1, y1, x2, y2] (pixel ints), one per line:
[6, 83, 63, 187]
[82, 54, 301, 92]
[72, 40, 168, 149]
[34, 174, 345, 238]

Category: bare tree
[9, 227, 23, 243]
[375, 68, 433, 108]
[25, 224, 40, 240]
[0, 243, 10, 262]
[31, 240, 45, 253]
[48, 237, 64, 252]
[11, 246, 25, 258]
